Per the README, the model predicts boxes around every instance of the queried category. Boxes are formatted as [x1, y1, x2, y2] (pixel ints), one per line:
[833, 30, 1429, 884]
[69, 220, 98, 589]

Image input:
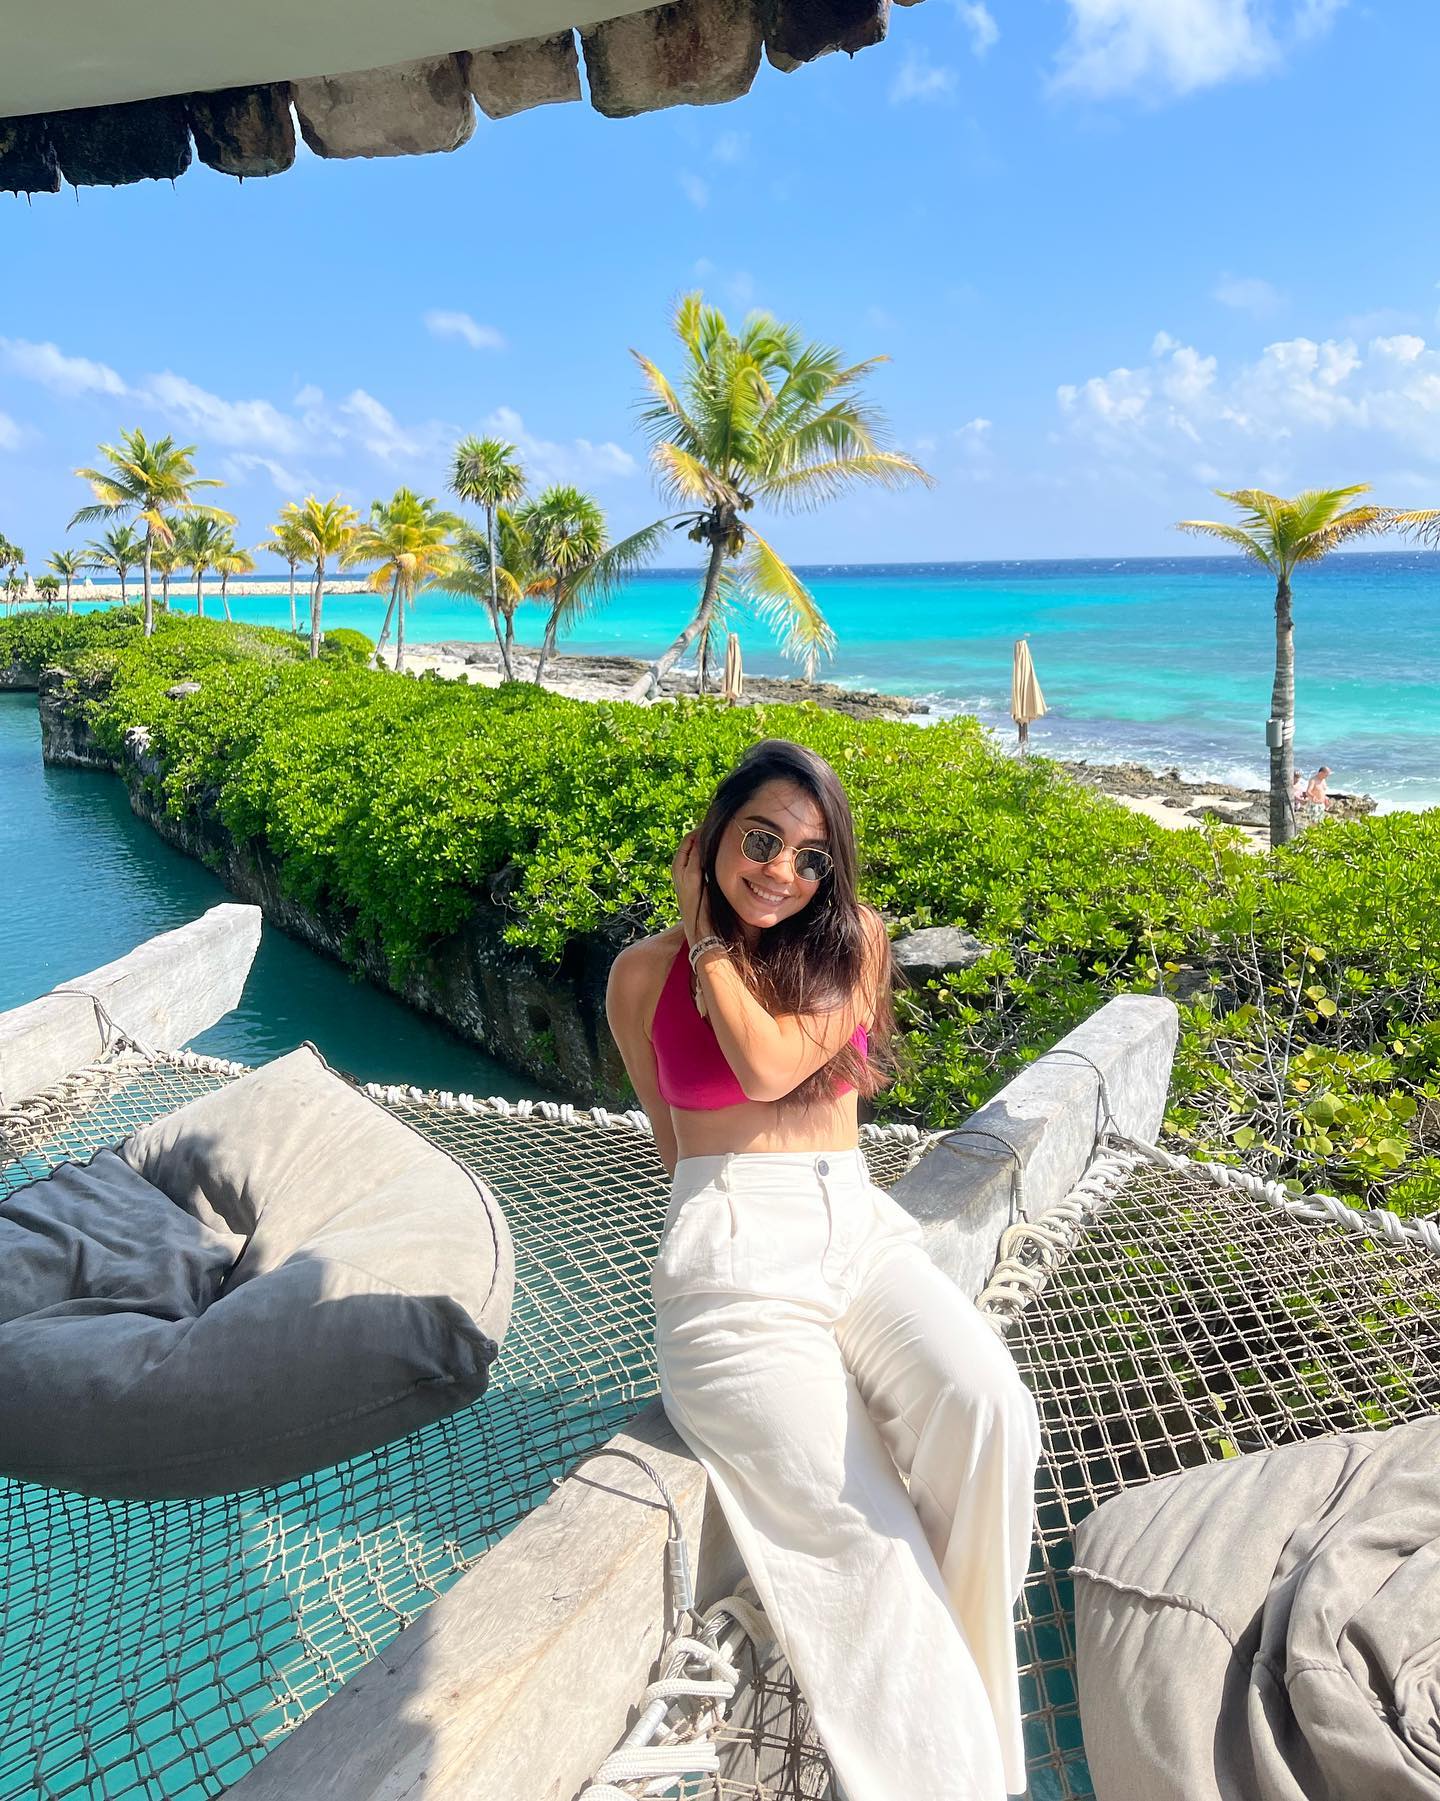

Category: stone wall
[36, 673, 632, 1105]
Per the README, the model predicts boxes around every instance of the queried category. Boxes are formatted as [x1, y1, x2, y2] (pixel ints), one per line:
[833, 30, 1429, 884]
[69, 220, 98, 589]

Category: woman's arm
[605, 944, 681, 1179]
[696, 908, 889, 1104]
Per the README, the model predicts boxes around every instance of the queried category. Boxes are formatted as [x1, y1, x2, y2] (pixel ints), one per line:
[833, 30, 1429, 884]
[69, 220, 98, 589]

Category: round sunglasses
[735, 823, 833, 884]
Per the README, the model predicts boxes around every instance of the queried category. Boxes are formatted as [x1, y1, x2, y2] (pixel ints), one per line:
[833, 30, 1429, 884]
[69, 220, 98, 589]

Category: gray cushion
[0, 1043, 515, 1499]
[1072, 1414, 1440, 1800]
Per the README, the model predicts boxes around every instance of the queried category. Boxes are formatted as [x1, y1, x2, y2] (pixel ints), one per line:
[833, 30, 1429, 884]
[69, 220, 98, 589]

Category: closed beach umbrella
[1011, 638, 1047, 752]
[723, 631, 744, 704]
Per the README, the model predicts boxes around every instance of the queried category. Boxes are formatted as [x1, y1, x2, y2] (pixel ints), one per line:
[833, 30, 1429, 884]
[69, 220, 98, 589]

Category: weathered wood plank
[0, 904, 263, 1107]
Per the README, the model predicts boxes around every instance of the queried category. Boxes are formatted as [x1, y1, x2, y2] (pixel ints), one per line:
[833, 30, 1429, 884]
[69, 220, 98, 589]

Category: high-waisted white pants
[652, 1148, 1042, 1801]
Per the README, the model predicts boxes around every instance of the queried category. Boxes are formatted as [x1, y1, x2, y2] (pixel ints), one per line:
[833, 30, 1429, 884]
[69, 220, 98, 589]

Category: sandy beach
[377, 641, 1379, 853]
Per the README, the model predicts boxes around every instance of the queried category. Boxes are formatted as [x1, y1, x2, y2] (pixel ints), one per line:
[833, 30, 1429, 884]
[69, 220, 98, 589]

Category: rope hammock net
[3, 1042, 1438, 1801]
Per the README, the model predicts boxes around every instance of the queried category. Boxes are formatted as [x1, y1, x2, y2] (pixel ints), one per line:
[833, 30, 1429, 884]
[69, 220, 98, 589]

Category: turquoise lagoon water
[0, 692, 554, 1095]
[67, 550, 1440, 810]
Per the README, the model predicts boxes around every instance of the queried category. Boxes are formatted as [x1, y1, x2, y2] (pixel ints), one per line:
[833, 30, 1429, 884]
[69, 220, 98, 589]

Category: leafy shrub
[320, 627, 376, 667]
[5, 612, 1436, 1216]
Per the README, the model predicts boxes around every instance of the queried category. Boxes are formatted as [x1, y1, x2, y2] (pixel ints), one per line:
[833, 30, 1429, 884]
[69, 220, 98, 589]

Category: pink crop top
[651, 941, 868, 1111]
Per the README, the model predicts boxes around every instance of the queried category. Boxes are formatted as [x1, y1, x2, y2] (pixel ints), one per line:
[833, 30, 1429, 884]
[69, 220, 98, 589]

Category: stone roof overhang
[0, 0, 924, 195]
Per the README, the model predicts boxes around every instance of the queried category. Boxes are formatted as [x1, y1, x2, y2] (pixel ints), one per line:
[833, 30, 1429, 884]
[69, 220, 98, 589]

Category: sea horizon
[36, 549, 1440, 811]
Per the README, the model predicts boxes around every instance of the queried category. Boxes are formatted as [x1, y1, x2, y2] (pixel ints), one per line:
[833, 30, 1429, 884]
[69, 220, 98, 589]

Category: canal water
[0, 691, 555, 1097]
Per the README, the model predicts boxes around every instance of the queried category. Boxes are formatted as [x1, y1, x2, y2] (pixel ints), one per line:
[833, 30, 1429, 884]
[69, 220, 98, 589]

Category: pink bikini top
[651, 941, 868, 1111]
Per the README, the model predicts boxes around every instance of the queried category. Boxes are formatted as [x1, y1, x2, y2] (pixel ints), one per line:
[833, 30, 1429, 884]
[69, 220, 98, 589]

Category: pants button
[817, 1158, 829, 1175]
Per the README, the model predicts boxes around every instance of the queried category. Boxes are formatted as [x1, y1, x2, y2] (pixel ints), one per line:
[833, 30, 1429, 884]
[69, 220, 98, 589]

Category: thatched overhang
[0, 0, 925, 195]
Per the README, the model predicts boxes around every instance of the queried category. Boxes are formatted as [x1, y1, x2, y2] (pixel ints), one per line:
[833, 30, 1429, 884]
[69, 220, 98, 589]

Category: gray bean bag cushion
[1073, 1413, 1440, 1800]
[0, 1043, 514, 1499]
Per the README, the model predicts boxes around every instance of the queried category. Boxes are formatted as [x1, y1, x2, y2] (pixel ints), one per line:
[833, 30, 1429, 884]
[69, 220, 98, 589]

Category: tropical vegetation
[5, 609, 1436, 1225]
[70, 428, 233, 638]
[290, 495, 360, 659]
[348, 489, 460, 673]
[450, 436, 526, 681]
[83, 523, 145, 606]
[46, 549, 84, 613]
[1177, 487, 1393, 846]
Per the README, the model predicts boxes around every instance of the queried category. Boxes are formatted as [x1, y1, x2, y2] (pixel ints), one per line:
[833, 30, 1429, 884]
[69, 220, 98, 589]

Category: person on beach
[1302, 765, 1333, 827]
[605, 737, 1042, 1801]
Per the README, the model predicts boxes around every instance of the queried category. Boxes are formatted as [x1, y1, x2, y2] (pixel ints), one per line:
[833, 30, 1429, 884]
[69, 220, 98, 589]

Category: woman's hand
[671, 830, 714, 944]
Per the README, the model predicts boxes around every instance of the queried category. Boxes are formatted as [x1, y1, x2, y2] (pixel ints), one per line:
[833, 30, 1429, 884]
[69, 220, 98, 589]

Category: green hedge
[5, 611, 1437, 1216]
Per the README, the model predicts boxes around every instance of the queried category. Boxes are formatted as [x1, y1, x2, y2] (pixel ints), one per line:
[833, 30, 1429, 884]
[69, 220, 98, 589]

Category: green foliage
[319, 627, 376, 667]
[3, 610, 1437, 1219]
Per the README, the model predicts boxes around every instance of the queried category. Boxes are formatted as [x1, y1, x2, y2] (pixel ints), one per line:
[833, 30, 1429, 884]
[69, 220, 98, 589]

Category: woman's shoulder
[609, 926, 686, 988]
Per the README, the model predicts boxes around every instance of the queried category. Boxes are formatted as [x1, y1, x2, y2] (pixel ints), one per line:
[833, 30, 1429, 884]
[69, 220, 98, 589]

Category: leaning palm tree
[171, 514, 230, 618]
[346, 489, 461, 674]
[70, 428, 232, 638]
[519, 485, 668, 687]
[1176, 487, 1392, 847]
[450, 508, 550, 679]
[84, 523, 145, 607]
[255, 504, 310, 636]
[291, 495, 360, 658]
[450, 436, 526, 682]
[625, 293, 934, 701]
[46, 550, 84, 614]
[213, 539, 255, 622]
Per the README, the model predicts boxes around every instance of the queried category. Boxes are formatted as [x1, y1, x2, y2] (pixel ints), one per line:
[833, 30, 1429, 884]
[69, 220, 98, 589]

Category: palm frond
[758, 450, 935, 512]
[736, 527, 837, 674]
[1175, 519, 1273, 567]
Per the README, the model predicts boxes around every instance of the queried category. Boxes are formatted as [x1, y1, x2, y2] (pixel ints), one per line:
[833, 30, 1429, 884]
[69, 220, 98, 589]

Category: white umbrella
[722, 631, 744, 704]
[1011, 638, 1047, 752]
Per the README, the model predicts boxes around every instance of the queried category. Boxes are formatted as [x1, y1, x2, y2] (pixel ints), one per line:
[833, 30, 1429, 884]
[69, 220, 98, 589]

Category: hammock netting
[3, 1048, 1438, 1801]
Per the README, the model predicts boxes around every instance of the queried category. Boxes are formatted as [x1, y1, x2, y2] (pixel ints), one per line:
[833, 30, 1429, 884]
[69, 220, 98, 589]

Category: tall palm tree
[46, 550, 84, 614]
[70, 428, 232, 639]
[214, 538, 255, 622]
[624, 293, 934, 701]
[1177, 487, 1392, 846]
[347, 489, 461, 674]
[450, 436, 526, 681]
[171, 515, 230, 618]
[291, 495, 360, 659]
[1, 536, 25, 610]
[84, 523, 146, 606]
[518, 485, 668, 687]
[450, 508, 549, 679]
[256, 504, 310, 636]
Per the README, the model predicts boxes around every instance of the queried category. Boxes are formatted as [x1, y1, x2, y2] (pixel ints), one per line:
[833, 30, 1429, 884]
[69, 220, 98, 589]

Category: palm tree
[84, 523, 145, 606]
[214, 538, 255, 622]
[1176, 487, 1392, 846]
[518, 485, 668, 687]
[1, 536, 25, 609]
[450, 436, 526, 682]
[291, 495, 360, 659]
[46, 550, 84, 614]
[256, 504, 310, 636]
[624, 293, 933, 701]
[151, 539, 182, 614]
[450, 508, 549, 679]
[70, 428, 232, 639]
[347, 490, 461, 674]
[171, 515, 230, 618]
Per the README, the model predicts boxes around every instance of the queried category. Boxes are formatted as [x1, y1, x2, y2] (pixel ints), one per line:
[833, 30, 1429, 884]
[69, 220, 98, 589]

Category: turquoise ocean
[66, 550, 1439, 809]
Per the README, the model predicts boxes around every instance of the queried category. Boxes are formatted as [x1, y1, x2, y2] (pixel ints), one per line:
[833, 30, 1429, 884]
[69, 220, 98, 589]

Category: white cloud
[1058, 325, 1440, 473]
[0, 411, 20, 451]
[0, 337, 126, 397]
[220, 452, 309, 494]
[1049, 0, 1342, 101]
[340, 389, 430, 463]
[679, 171, 710, 210]
[712, 130, 749, 164]
[954, 1, 999, 55]
[483, 405, 637, 487]
[889, 53, 957, 103]
[423, 309, 506, 352]
[956, 416, 993, 441]
[139, 370, 304, 453]
[1213, 273, 1285, 317]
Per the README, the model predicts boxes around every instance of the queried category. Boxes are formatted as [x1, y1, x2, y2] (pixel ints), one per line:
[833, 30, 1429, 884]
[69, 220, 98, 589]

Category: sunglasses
[736, 823, 834, 884]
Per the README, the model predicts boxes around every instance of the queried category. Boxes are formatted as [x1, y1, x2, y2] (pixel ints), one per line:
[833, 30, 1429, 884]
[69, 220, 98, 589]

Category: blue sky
[2, 0, 1438, 567]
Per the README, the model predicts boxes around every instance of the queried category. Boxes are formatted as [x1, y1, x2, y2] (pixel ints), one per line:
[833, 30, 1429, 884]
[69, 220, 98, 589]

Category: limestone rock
[890, 925, 990, 981]
[188, 85, 296, 177]
[50, 98, 192, 187]
[764, 0, 890, 72]
[294, 56, 475, 159]
[165, 682, 203, 700]
[582, 0, 764, 117]
[467, 34, 581, 120]
[0, 116, 59, 194]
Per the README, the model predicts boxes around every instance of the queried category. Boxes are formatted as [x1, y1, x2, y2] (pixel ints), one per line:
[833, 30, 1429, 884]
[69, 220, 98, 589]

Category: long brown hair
[691, 737, 898, 1113]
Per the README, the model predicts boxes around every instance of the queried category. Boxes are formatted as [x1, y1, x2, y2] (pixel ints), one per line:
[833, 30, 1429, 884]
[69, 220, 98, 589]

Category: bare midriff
[643, 927, 862, 1159]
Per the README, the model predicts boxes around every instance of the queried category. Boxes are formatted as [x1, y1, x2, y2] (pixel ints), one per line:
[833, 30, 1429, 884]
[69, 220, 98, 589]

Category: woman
[605, 738, 1042, 1801]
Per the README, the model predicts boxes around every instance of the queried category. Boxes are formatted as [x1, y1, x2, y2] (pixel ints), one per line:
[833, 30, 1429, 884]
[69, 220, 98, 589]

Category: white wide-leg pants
[653, 1148, 1042, 1801]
